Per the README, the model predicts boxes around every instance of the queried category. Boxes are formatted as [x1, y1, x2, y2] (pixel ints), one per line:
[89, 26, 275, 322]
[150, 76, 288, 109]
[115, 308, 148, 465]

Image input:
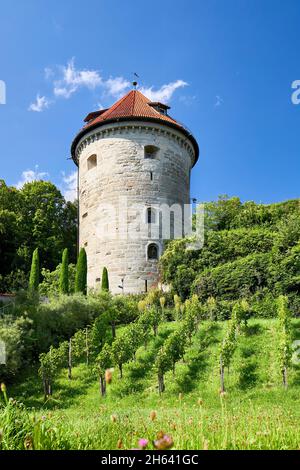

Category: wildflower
[41, 416, 46, 421]
[117, 439, 123, 449]
[110, 414, 117, 423]
[170, 422, 177, 431]
[188, 417, 193, 425]
[153, 433, 174, 450]
[24, 436, 33, 450]
[203, 439, 209, 450]
[150, 410, 157, 421]
[105, 369, 113, 385]
[138, 438, 149, 449]
[198, 398, 203, 406]
[219, 391, 227, 399]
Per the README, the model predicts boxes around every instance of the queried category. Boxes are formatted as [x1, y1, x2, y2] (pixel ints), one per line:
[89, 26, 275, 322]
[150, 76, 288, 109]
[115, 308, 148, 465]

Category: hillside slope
[8, 318, 300, 450]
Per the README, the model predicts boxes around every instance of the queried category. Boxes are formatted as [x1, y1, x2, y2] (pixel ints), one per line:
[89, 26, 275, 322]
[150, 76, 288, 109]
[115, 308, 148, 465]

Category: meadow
[2, 318, 300, 450]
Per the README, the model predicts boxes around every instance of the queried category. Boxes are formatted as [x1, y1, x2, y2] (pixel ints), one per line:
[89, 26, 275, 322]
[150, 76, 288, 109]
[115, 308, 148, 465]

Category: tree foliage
[0, 179, 77, 293]
[75, 248, 87, 295]
[29, 248, 40, 291]
[101, 267, 109, 292]
[60, 249, 69, 295]
[160, 196, 300, 307]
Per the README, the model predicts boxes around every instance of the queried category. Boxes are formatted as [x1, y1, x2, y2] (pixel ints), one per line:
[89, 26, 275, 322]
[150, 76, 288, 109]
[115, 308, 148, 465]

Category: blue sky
[0, 0, 299, 203]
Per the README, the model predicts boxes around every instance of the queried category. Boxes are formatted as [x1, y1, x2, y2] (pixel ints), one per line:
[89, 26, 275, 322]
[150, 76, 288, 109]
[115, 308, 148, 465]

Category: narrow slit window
[147, 207, 156, 224]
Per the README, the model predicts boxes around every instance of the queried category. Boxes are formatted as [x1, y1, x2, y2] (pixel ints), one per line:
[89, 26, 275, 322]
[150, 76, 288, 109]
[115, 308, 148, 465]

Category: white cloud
[214, 95, 224, 107]
[95, 102, 105, 110]
[16, 167, 78, 202]
[53, 58, 102, 99]
[179, 94, 197, 106]
[29, 58, 188, 111]
[139, 80, 188, 103]
[104, 76, 131, 98]
[44, 67, 54, 80]
[28, 94, 51, 112]
[16, 166, 49, 189]
[62, 171, 77, 202]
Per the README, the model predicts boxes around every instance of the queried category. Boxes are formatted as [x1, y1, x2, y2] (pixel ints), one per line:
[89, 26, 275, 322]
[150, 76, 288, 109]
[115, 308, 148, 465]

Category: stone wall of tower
[75, 120, 196, 294]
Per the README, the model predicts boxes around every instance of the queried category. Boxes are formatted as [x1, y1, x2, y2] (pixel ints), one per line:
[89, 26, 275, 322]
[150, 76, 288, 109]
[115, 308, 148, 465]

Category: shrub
[101, 267, 109, 291]
[59, 248, 69, 295]
[193, 253, 273, 301]
[29, 248, 40, 291]
[0, 315, 34, 381]
[39, 263, 76, 297]
[75, 248, 87, 295]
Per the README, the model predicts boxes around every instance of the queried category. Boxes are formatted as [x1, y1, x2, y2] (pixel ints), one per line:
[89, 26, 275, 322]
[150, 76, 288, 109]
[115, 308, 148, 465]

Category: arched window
[147, 207, 156, 224]
[147, 243, 159, 260]
[87, 154, 97, 170]
[144, 145, 159, 159]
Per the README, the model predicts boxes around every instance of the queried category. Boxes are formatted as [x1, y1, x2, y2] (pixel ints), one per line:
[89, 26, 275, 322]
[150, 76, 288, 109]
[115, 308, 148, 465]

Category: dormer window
[87, 154, 97, 170]
[149, 102, 170, 115]
[144, 145, 159, 159]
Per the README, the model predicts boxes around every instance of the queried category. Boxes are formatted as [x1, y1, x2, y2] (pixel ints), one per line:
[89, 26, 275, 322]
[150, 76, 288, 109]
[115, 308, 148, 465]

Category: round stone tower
[71, 89, 199, 294]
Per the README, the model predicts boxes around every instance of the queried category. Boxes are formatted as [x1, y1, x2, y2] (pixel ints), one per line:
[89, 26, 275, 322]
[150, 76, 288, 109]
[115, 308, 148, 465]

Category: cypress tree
[29, 248, 40, 291]
[60, 248, 69, 295]
[75, 248, 87, 294]
[101, 267, 109, 291]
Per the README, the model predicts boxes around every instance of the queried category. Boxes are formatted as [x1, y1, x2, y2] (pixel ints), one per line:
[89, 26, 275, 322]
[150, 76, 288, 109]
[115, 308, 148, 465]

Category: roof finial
[132, 72, 139, 89]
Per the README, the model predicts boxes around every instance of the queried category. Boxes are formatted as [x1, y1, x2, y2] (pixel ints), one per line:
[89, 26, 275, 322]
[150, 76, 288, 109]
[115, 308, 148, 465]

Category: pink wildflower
[138, 438, 149, 449]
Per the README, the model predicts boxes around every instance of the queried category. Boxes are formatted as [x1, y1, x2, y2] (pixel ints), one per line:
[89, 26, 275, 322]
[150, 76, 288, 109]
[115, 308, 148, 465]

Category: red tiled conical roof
[84, 90, 181, 128]
[71, 89, 199, 164]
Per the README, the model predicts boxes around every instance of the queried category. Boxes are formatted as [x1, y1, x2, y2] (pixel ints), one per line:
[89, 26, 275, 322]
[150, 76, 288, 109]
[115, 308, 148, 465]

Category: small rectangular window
[87, 154, 97, 170]
[144, 145, 159, 159]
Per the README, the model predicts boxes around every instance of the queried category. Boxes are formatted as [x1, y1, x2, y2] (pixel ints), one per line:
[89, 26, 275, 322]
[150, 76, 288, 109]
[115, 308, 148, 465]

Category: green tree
[111, 334, 132, 378]
[59, 249, 69, 295]
[29, 248, 40, 291]
[155, 347, 172, 394]
[96, 344, 112, 396]
[75, 248, 87, 294]
[219, 305, 241, 392]
[0, 179, 77, 292]
[101, 267, 109, 291]
[20, 181, 77, 272]
[39, 263, 76, 297]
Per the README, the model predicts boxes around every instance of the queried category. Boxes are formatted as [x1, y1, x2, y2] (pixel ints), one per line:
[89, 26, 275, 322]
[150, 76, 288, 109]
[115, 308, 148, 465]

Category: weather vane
[132, 72, 139, 89]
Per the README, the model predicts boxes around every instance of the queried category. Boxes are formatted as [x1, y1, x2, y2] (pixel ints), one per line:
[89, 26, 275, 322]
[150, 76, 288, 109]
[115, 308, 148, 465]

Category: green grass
[3, 319, 300, 450]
